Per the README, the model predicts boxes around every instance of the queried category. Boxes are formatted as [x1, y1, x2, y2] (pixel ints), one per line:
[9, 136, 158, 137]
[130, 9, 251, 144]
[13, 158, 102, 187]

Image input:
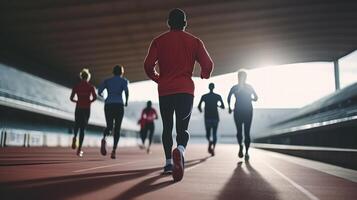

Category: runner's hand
[228, 108, 232, 114]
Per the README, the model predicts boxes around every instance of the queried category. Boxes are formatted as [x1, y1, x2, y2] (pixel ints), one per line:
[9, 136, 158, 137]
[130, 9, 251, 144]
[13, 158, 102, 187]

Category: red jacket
[144, 30, 214, 96]
[70, 80, 97, 109]
[138, 107, 158, 129]
[141, 108, 158, 123]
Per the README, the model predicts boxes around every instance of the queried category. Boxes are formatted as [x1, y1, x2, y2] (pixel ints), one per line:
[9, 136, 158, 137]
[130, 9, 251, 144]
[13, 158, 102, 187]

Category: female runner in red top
[70, 68, 97, 157]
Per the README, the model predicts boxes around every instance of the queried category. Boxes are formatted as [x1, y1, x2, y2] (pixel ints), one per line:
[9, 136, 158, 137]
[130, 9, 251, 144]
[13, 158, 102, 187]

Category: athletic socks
[177, 145, 185, 156]
[166, 159, 173, 166]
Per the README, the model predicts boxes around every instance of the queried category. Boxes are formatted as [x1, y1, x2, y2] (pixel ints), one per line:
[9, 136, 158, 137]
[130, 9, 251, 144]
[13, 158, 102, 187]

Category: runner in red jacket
[138, 101, 158, 154]
[144, 8, 213, 181]
[70, 68, 97, 157]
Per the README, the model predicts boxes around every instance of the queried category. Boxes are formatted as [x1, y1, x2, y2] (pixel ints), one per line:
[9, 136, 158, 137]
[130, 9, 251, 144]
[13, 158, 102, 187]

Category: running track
[0, 144, 356, 200]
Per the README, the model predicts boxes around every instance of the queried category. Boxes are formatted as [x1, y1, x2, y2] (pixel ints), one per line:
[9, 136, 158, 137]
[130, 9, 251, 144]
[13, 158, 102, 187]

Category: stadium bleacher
[255, 83, 357, 148]
[0, 63, 139, 147]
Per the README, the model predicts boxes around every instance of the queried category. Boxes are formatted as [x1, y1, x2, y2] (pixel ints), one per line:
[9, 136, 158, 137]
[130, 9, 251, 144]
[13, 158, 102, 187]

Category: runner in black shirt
[227, 71, 258, 160]
[198, 83, 225, 156]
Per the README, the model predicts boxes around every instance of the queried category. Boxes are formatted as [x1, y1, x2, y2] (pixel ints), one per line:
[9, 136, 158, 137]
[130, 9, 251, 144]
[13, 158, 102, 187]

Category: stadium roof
[1, 0, 356, 85]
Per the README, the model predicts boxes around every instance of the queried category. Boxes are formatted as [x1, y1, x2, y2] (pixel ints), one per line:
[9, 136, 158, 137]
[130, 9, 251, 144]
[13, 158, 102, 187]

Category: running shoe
[245, 153, 250, 161]
[208, 141, 212, 154]
[172, 148, 184, 181]
[71, 137, 76, 149]
[238, 147, 243, 158]
[101, 138, 107, 156]
[146, 148, 151, 154]
[77, 149, 83, 157]
[211, 146, 215, 156]
[110, 150, 116, 159]
[163, 164, 173, 174]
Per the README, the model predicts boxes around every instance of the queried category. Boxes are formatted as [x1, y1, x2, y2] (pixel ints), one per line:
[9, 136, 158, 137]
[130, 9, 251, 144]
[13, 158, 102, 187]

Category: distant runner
[198, 83, 225, 156]
[98, 65, 129, 159]
[138, 101, 158, 154]
[227, 71, 258, 161]
[70, 68, 97, 157]
[144, 8, 213, 181]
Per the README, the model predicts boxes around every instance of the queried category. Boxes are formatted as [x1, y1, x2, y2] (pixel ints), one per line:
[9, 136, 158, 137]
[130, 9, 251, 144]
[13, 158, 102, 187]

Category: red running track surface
[0, 144, 356, 200]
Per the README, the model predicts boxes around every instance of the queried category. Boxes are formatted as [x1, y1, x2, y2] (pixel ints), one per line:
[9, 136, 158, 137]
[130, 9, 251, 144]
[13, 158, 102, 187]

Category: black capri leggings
[159, 93, 194, 160]
[140, 122, 155, 146]
[233, 109, 253, 149]
[74, 107, 90, 149]
[103, 103, 124, 150]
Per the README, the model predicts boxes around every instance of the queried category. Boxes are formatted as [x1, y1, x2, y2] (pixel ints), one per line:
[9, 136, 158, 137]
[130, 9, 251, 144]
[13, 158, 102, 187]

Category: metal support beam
[334, 60, 340, 90]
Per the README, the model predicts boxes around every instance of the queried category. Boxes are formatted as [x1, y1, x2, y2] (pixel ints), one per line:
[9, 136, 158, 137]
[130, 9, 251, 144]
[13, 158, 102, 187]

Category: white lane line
[264, 162, 320, 200]
[73, 161, 144, 173]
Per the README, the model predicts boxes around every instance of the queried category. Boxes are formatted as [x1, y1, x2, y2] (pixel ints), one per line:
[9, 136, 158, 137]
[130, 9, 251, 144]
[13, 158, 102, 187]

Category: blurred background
[0, 0, 356, 152]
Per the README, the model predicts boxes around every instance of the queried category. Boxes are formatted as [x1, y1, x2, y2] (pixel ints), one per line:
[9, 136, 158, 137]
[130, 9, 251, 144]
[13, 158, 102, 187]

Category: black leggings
[140, 122, 155, 146]
[74, 107, 90, 149]
[159, 93, 194, 159]
[103, 103, 124, 150]
[205, 119, 219, 145]
[234, 110, 253, 150]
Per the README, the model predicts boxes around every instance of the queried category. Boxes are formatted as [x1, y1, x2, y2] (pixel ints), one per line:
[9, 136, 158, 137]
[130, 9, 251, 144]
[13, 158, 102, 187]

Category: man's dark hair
[147, 100, 152, 108]
[209, 83, 215, 91]
[168, 8, 186, 30]
[113, 65, 124, 76]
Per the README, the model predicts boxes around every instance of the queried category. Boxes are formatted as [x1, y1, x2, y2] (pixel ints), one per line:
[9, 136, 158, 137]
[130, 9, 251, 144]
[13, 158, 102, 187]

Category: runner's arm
[98, 81, 105, 97]
[227, 87, 234, 113]
[70, 88, 77, 103]
[198, 96, 204, 113]
[140, 110, 145, 120]
[124, 81, 129, 106]
[144, 40, 160, 83]
[219, 95, 225, 109]
[251, 86, 258, 102]
[196, 39, 213, 79]
[154, 109, 159, 119]
[90, 86, 97, 103]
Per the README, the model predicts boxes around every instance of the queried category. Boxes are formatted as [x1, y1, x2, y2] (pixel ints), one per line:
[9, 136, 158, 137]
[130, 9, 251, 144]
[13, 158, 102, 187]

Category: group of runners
[69, 8, 258, 182]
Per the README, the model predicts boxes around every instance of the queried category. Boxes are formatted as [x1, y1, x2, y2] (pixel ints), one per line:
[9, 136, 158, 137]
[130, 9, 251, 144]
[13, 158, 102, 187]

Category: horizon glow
[129, 60, 357, 108]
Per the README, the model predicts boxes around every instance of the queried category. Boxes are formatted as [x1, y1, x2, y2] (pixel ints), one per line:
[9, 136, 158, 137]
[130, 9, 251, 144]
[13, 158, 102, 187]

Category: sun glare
[129, 61, 355, 108]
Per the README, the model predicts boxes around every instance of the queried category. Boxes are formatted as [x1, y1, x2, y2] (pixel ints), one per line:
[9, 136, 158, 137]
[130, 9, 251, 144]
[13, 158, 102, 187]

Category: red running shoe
[172, 148, 184, 181]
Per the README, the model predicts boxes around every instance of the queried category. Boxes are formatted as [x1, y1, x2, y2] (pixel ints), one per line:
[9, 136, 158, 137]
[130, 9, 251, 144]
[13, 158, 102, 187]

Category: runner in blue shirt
[227, 71, 258, 161]
[98, 65, 129, 159]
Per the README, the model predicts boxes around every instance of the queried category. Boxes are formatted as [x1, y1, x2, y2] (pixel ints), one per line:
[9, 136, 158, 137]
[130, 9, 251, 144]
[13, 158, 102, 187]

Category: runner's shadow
[0, 166, 163, 199]
[0, 161, 73, 166]
[0, 159, 105, 166]
[113, 156, 211, 200]
[0, 157, 210, 200]
[217, 160, 278, 200]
